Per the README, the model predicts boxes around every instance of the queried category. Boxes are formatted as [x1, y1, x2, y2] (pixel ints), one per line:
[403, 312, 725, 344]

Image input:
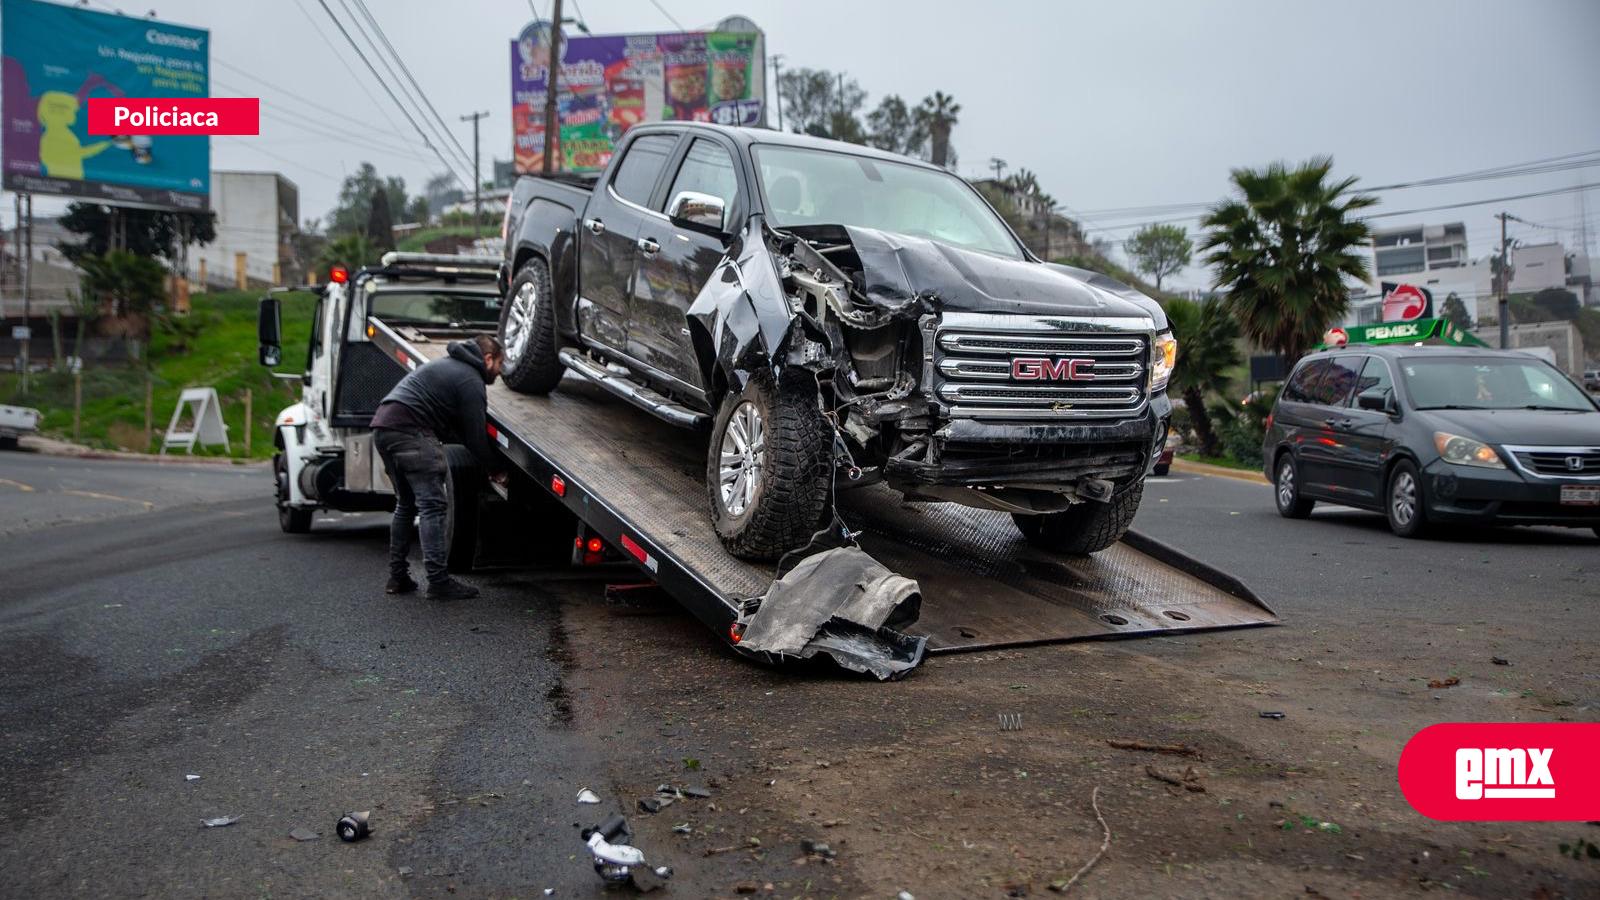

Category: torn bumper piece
[735, 547, 928, 680]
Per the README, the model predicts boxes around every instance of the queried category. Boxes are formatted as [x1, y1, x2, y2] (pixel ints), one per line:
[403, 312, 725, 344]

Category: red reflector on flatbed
[618, 533, 657, 573]
[550, 474, 566, 496]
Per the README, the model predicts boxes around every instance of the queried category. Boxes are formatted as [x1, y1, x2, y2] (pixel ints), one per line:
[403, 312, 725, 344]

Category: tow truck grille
[935, 328, 1149, 420]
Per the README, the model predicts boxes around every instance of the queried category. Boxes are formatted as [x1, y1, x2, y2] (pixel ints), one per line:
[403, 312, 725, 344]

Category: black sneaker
[427, 578, 480, 601]
[386, 573, 418, 595]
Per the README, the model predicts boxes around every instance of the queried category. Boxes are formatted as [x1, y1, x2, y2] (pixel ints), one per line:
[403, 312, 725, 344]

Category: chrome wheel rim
[1277, 462, 1295, 510]
[502, 280, 537, 365]
[1392, 472, 1417, 526]
[717, 401, 765, 517]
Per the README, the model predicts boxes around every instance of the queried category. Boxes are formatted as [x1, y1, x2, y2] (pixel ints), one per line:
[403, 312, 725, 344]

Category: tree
[59, 202, 216, 266]
[366, 189, 396, 253]
[865, 94, 926, 156]
[777, 67, 865, 141]
[404, 195, 430, 227]
[1163, 297, 1240, 457]
[1199, 158, 1375, 363]
[423, 171, 463, 215]
[1527, 287, 1580, 322]
[319, 233, 381, 273]
[1125, 223, 1192, 293]
[78, 251, 167, 331]
[329, 162, 407, 236]
[1440, 291, 1473, 330]
[917, 91, 960, 169]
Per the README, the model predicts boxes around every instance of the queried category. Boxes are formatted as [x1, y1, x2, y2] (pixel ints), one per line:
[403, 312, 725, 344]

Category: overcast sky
[21, 0, 1600, 289]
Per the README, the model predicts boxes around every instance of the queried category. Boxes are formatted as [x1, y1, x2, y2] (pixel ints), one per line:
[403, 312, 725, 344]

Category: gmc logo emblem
[1011, 357, 1095, 381]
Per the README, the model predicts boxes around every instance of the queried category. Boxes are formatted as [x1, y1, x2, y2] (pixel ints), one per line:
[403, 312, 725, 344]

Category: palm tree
[319, 233, 380, 274]
[1162, 297, 1240, 457]
[1198, 158, 1375, 363]
[918, 91, 961, 169]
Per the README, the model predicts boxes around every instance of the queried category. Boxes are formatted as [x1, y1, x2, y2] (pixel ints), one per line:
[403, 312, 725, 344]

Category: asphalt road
[1, 447, 1595, 897]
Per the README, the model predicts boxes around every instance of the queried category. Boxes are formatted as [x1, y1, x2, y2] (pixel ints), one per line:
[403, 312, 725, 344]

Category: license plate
[1561, 485, 1600, 506]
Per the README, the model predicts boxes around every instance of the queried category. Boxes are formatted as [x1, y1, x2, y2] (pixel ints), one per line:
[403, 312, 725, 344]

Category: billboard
[511, 22, 765, 174]
[2, 0, 209, 210]
[1381, 282, 1434, 322]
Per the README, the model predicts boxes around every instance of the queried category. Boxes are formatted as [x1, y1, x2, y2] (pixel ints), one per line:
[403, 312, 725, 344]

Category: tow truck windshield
[753, 144, 1022, 259]
[368, 290, 500, 328]
[1400, 357, 1596, 411]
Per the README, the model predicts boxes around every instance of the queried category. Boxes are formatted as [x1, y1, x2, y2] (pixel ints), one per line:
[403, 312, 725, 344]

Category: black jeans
[374, 427, 450, 585]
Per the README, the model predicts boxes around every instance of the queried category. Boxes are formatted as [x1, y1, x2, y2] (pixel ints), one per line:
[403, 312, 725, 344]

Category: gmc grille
[934, 328, 1149, 420]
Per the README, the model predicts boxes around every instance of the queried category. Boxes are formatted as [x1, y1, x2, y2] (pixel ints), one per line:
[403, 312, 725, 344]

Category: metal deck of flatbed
[379, 321, 1277, 655]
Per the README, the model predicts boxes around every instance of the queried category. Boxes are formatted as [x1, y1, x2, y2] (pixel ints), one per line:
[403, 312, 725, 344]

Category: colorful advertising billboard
[2, 0, 210, 210]
[511, 22, 765, 174]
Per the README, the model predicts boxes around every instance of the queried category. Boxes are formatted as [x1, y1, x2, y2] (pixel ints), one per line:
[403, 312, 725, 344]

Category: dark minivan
[1263, 345, 1600, 538]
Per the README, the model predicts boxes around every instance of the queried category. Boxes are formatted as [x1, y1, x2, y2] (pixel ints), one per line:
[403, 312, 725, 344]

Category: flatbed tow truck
[361, 311, 1277, 679]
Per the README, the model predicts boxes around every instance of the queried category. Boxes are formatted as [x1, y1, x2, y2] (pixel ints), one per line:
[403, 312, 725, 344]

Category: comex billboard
[2, 0, 209, 210]
[511, 19, 765, 174]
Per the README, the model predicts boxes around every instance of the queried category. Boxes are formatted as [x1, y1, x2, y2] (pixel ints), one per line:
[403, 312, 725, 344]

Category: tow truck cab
[256, 253, 502, 533]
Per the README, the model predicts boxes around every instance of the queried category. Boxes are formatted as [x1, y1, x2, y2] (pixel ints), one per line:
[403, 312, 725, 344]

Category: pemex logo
[1399, 723, 1600, 820]
[1381, 282, 1432, 322]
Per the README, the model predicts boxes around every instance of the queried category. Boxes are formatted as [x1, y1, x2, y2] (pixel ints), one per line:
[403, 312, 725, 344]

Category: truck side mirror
[258, 296, 282, 367]
[668, 190, 727, 235]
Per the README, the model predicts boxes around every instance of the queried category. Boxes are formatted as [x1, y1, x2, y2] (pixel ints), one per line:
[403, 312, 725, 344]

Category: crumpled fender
[686, 215, 797, 396]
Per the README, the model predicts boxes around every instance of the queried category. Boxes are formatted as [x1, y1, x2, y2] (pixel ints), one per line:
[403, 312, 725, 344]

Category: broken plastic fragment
[289, 827, 320, 841]
[202, 815, 240, 828]
[576, 788, 600, 804]
[185, 774, 200, 781]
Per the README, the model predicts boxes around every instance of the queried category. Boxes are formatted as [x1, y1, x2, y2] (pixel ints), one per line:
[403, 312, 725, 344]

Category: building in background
[1371, 222, 1469, 280]
[184, 171, 299, 289]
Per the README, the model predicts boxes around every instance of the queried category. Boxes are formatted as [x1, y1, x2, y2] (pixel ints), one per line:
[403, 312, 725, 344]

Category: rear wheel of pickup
[1011, 480, 1144, 555]
[499, 256, 564, 394]
[707, 371, 831, 561]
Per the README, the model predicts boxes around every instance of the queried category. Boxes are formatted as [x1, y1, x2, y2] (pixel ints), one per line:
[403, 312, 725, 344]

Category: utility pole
[1496, 211, 1510, 349]
[460, 110, 490, 236]
[541, 0, 564, 176]
[989, 157, 1007, 181]
[21, 193, 31, 394]
[770, 54, 784, 131]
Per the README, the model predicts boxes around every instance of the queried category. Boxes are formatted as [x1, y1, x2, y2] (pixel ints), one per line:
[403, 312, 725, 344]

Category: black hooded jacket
[372, 340, 497, 470]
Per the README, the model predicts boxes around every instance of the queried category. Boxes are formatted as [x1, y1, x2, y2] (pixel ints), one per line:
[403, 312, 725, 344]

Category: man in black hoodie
[372, 335, 506, 600]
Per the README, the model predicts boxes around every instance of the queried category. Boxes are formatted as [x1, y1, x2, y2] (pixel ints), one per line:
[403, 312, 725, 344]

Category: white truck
[256, 253, 503, 569]
[0, 403, 41, 450]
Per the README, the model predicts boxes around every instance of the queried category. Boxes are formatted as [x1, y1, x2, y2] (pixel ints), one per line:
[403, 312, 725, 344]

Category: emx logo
[1399, 723, 1600, 820]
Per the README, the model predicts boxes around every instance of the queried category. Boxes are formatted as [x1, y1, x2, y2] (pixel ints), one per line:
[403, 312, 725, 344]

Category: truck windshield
[369, 290, 501, 328]
[1400, 357, 1596, 411]
[753, 144, 1022, 259]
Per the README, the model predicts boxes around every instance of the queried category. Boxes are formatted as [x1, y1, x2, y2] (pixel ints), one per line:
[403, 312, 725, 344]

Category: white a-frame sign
[161, 387, 230, 455]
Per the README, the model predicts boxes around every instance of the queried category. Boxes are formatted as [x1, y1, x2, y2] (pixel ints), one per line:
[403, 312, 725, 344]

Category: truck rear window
[369, 291, 501, 328]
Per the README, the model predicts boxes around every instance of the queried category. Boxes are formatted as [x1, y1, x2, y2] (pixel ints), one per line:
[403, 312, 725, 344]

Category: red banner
[86, 98, 259, 135]
[1399, 723, 1600, 821]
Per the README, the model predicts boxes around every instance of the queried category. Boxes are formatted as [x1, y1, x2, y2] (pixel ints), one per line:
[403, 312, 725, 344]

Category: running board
[558, 349, 709, 429]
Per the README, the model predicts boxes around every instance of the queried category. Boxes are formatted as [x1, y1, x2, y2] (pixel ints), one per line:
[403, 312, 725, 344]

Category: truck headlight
[1433, 432, 1504, 468]
[1150, 331, 1177, 392]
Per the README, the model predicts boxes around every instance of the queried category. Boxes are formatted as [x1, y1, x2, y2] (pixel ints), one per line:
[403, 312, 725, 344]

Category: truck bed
[384, 321, 1276, 654]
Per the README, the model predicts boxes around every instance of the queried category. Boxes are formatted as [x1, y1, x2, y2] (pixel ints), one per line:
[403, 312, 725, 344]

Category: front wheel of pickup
[1011, 480, 1144, 555]
[707, 371, 831, 561]
[499, 257, 564, 394]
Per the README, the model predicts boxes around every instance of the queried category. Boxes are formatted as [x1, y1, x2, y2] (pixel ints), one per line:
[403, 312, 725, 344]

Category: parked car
[1583, 368, 1599, 392]
[0, 403, 41, 450]
[1263, 345, 1600, 538]
[499, 124, 1175, 560]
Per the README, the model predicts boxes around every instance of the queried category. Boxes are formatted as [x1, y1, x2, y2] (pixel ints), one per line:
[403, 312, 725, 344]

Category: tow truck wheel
[707, 371, 831, 561]
[1386, 459, 1430, 538]
[499, 257, 564, 395]
[275, 452, 313, 534]
[1274, 454, 1315, 519]
[1011, 480, 1144, 556]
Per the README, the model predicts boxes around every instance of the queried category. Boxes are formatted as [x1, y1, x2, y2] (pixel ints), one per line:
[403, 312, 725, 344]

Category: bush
[1211, 385, 1280, 469]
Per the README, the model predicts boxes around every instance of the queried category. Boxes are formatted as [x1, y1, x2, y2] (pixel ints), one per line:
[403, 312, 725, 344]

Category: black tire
[1385, 459, 1430, 539]
[1152, 462, 1170, 476]
[0, 435, 18, 451]
[1273, 453, 1315, 519]
[499, 256, 564, 394]
[275, 452, 313, 534]
[1011, 480, 1144, 556]
[443, 444, 481, 573]
[707, 371, 831, 561]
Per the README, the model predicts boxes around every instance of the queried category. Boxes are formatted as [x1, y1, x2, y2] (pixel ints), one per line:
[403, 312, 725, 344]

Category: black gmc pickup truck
[498, 123, 1175, 561]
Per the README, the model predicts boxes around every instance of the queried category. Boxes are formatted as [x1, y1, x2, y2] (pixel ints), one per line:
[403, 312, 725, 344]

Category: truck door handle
[585, 218, 605, 236]
[637, 237, 660, 256]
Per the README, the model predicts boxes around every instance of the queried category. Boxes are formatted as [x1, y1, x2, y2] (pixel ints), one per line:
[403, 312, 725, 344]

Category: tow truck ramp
[372, 318, 1277, 679]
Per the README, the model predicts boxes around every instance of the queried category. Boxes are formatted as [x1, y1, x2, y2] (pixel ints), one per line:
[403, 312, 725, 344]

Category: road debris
[638, 797, 667, 814]
[398, 866, 413, 877]
[201, 815, 240, 828]
[576, 788, 600, 804]
[1106, 739, 1202, 759]
[1145, 765, 1206, 793]
[1491, 657, 1510, 666]
[185, 774, 200, 781]
[289, 827, 320, 841]
[582, 814, 672, 890]
[1054, 786, 1110, 893]
[1428, 677, 1461, 689]
[336, 811, 372, 842]
[1260, 711, 1286, 719]
[672, 823, 692, 834]
[998, 712, 1023, 731]
[897, 893, 915, 900]
[801, 839, 837, 859]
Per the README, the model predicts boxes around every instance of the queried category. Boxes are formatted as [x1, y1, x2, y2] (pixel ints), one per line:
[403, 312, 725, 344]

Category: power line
[647, 0, 684, 30]
[213, 61, 433, 151]
[313, 0, 468, 189]
[1363, 182, 1600, 220]
[289, 0, 415, 146]
[216, 137, 340, 182]
[347, 0, 475, 169]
